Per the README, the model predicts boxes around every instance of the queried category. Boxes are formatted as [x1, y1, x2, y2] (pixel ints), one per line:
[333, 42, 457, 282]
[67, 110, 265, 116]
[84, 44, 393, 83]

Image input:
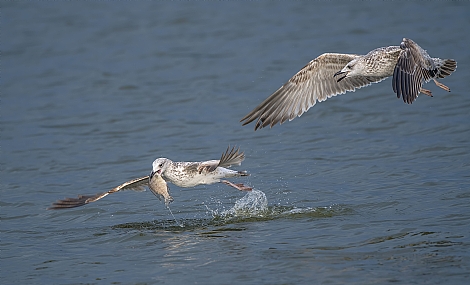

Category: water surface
[2, 1, 470, 284]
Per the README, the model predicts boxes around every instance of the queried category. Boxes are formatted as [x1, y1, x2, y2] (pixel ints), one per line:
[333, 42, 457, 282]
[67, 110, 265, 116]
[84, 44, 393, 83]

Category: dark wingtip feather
[47, 194, 96, 210]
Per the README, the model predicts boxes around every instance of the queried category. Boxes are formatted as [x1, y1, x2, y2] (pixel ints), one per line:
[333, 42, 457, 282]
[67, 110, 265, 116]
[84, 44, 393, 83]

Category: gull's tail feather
[435, 59, 457, 79]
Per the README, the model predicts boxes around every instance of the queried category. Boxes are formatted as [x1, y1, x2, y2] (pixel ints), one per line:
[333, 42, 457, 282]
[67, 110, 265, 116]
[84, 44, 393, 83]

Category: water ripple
[112, 190, 351, 232]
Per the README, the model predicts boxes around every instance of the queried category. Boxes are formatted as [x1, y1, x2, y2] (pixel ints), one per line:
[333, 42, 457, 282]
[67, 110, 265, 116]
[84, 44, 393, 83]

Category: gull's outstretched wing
[241, 53, 386, 130]
[48, 176, 149, 209]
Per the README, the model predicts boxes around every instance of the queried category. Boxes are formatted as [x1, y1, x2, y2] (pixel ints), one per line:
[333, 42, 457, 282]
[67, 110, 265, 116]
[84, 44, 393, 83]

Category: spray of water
[161, 189, 343, 228]
[166, 205, 184, 227]
[220, 189, 268, 218]
[113, 191, 347, 231]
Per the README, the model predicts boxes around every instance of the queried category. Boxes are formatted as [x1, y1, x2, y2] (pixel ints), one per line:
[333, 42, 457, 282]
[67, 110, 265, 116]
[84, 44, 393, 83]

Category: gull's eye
[159, 163, 164, 168]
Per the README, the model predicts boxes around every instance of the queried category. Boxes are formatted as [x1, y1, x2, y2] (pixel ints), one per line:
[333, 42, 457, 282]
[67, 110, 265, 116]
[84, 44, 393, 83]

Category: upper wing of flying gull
[392, 38, 456, 104]
[393, 38, 436, 103]
[48, 176, 149, 209]
[241, 53, 389, 130]
[196, 146, 245, 173]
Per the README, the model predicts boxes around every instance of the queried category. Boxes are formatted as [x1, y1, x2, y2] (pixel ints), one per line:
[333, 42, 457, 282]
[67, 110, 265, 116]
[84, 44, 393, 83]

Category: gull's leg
[221, 180, 252, 191]
[433, 79, 451, 92]
[420, 88, 433, 97]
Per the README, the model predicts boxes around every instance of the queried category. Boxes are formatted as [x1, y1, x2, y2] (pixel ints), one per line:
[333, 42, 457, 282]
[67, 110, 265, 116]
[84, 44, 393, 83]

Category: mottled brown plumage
[151, 146, 251, 191]
[241, 38, 457, 130]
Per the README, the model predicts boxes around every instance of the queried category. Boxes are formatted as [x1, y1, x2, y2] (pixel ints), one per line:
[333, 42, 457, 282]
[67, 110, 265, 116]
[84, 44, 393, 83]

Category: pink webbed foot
[221, 180, 252, 191]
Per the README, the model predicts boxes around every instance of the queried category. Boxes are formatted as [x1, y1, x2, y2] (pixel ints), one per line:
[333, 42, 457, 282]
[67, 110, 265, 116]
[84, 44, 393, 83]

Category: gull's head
[150, 158, 170, 178]
[333, 58, 361, 82]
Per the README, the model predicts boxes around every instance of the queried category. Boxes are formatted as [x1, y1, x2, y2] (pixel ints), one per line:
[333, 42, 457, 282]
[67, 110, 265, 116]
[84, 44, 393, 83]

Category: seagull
[48, 173, 173, 209]
[241, 38, 457, 130]
[48, 146, 251, 210]
[150, 146, 252, 191]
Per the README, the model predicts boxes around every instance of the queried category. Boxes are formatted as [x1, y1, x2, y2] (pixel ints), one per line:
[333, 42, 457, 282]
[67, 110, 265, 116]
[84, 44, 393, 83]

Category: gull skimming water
[241, 38, 457, 130]
[48, 146, 251, 210]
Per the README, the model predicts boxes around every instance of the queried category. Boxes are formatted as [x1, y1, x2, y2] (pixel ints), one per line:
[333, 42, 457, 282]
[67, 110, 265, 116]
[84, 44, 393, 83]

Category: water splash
[218, 189, 268, 219]
[166, 205, 184, 228]
[113, 188, 352, 231]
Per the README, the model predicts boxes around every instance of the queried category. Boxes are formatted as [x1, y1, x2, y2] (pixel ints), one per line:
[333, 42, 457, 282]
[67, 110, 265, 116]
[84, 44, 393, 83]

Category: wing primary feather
[48, 176, 149, 210]
[218, 146, 245, 168]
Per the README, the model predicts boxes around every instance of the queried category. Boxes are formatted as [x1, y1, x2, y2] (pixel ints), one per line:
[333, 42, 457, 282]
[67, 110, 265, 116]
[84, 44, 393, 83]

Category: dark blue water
[2, 1, 470, 284]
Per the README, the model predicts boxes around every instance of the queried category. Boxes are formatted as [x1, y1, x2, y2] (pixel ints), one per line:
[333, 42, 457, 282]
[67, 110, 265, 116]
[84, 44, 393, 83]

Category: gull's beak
[333, 70, 344, 77]
[333, 70, 348, 82]
[150, 170, 161, 179]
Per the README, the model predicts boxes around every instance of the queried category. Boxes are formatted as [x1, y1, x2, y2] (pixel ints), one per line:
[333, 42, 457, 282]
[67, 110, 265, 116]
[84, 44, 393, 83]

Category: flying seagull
[241, 38, 457, 130]
[48, 146, 251, 210]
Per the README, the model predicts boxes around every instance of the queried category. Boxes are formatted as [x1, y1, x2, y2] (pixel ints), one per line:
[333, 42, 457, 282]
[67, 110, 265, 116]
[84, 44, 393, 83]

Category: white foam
[221, 189, 268, 217]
